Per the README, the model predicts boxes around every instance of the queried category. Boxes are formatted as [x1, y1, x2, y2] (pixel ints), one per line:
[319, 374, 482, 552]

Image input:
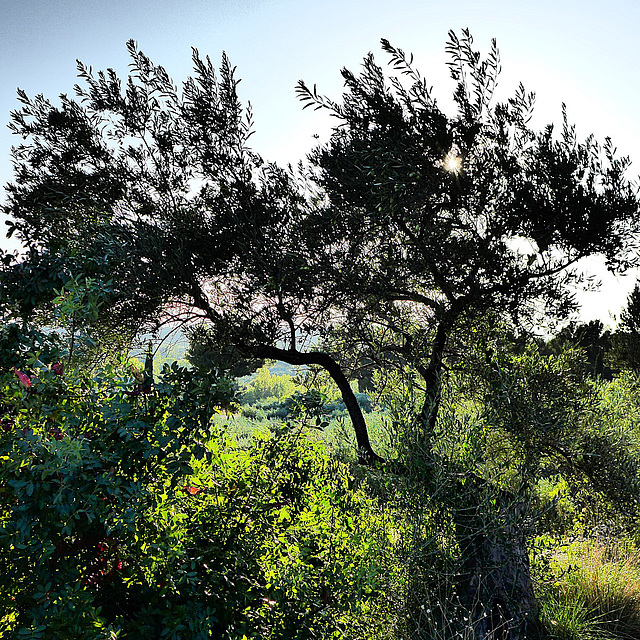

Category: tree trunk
[418, 318, 450, 437]
[251, 344, 383, 465]
[452, 480, 541, 640]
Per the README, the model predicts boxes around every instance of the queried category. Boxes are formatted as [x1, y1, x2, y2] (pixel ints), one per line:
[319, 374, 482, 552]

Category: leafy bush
[0, 322, 63, 374]
[0, 348, 233, 636]
[0, 336, 396, 638]
[242, 366, 301, 404]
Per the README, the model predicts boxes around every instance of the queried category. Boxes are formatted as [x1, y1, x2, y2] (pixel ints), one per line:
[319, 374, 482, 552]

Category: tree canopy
[297, 30, 639, 431]
[3, 32, 640, 462]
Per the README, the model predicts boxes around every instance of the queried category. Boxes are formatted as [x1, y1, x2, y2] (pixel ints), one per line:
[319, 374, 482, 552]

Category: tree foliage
[296, 29, 640, 432]
[3, 32, 640, 464]
[2, 39, 385, 461]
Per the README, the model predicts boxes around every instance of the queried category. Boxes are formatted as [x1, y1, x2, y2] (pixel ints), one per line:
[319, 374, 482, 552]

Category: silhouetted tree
[4, 32, 639, 462]
[297, 29, 639, 435]
[2, 41, 381, 462]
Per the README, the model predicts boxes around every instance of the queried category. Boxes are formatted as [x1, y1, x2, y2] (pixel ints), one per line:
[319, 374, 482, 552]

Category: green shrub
[534, 476, 578, 536]
[0, 338, 397, 638]
[242, 367, 301, 404]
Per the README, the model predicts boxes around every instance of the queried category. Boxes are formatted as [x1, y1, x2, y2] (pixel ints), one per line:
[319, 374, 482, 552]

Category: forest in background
[2, 30, 640, 639]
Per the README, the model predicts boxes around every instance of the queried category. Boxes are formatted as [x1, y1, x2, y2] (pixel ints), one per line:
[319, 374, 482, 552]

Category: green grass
[540, 541, 640, 640]
[541, 594, 612, 640]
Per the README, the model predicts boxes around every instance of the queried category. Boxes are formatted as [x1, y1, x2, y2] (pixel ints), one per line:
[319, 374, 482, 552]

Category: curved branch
[251, 343, 383, 466]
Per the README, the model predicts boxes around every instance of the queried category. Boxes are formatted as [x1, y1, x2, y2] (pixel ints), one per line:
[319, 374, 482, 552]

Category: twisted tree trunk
[452, 481, 541, 640]
[418, 318, 451, 437]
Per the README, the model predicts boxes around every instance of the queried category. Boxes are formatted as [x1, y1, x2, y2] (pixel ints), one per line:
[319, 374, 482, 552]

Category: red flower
[14, 368, 32, 388]
[51, 361, 64, 376]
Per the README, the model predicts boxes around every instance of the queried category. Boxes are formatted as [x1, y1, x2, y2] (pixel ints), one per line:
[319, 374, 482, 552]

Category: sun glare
[443, 149, 462, 174]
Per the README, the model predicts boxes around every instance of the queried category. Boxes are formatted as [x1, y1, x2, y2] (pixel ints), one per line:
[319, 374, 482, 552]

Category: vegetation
[0, 326, 396, 638]
[2, 29, 640, 639]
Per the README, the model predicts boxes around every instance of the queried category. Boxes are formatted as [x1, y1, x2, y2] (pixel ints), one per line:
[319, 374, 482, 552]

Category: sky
[1, 0, 639, 326]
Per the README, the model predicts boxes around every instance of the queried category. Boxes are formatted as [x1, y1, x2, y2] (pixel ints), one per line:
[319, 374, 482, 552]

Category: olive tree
[2, 41, 381, 462]
[297, 29, 640, 434]
[4, 32, 639, 464]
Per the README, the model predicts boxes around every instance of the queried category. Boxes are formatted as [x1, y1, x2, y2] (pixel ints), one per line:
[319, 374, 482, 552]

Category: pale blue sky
[1, 0, 639, 323]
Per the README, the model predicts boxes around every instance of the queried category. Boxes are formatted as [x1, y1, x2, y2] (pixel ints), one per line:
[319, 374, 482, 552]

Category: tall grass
[541, 541, 640, 640]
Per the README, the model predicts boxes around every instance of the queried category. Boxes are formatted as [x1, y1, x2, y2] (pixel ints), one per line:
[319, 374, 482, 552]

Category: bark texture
[453, 481, 540, 640]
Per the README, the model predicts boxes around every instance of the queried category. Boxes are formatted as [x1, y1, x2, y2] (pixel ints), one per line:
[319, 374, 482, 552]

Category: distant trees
[3, 32, 640, 461]
[542, 319, 614, 379]
[539, 286, 640, 378]
[612, 283, 640, 371]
